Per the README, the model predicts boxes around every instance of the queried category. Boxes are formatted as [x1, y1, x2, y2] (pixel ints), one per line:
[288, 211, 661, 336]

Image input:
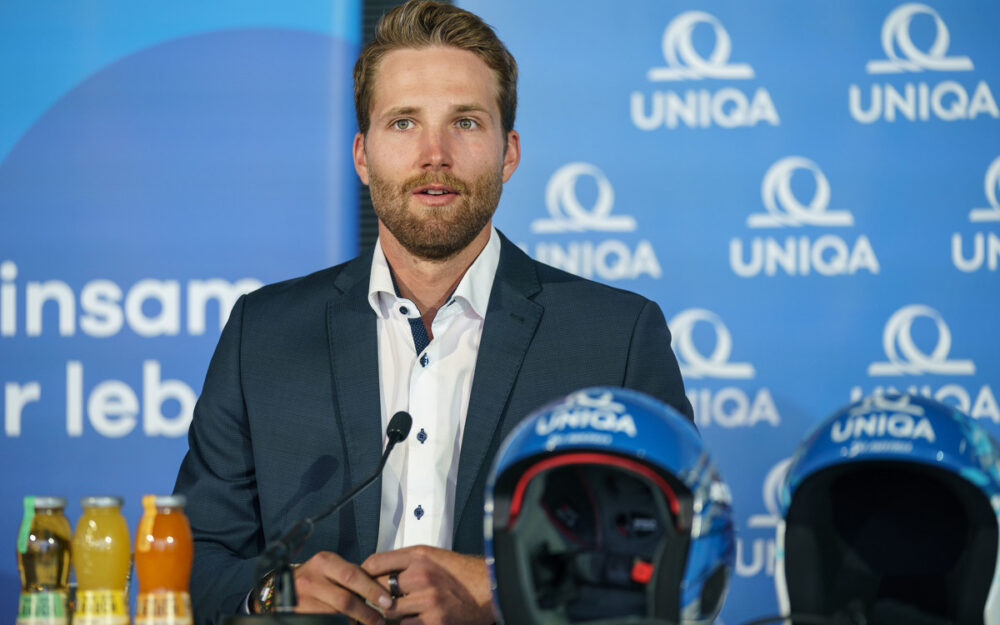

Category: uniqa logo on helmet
[519, 163, 662, 282]
[774, 393, 1000, 625]
[729, 156, 880, 278]
[485, 386, 735, 625]
[850, 304, 999, 424]
[830, 394, 936, 445]
[953, 155, 1000, 273]
[631, 11, 779, 130]
[534, 390, 638, 438]
[669, 308, 780, 429]
[848, 3, 998, 124]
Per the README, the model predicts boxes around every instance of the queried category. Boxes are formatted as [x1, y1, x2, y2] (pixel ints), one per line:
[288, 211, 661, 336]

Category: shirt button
[420, 353, 429, 367]
[417, 428, 428, 444]
[414, 505, 424, 520]
[399, 305, 409, 315]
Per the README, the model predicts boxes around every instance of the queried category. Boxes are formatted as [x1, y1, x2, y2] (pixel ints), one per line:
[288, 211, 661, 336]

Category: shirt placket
[400, 301, 460, 547]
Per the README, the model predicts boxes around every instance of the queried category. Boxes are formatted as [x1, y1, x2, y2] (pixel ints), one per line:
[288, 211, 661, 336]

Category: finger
[376, 562, 439, 601]
[373, 573, 397, 600]
[311, 552, 394, 611]
[295, 582, 386, 625]
[382, 588, 436, 621]
[362, 547, 419, 577]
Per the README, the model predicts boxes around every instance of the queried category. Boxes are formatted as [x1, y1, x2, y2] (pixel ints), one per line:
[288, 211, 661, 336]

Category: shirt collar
[367, 225, 500, 320]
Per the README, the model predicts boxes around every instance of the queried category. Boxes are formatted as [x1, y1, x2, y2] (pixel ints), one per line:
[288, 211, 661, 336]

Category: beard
[368, 166, 503, 261]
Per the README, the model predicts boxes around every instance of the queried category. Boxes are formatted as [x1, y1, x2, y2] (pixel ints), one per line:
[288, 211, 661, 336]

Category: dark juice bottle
[16, 496, 72, 625]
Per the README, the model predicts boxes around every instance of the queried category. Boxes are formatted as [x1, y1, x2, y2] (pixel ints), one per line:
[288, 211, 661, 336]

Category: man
[174, 2, 692, 624]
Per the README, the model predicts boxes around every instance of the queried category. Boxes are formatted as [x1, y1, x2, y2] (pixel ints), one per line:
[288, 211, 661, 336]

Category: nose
[419, 126, 452, 171]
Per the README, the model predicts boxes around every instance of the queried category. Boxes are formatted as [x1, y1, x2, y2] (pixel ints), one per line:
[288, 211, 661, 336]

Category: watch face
[254, 571, 277, 613]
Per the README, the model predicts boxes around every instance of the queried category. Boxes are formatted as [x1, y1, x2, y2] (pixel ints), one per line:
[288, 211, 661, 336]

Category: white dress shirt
[368, 227, 500, 552]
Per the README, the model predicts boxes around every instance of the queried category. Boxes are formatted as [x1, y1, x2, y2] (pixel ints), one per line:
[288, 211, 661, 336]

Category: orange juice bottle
[135, 495, 193, 625]
[72, 497, 130, 625]
[16, 496, 71, 625]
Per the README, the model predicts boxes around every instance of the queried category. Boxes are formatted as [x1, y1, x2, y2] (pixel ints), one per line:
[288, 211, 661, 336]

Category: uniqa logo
[736, 458, 791, 578]
[748, 157, 853, 228]
[849, 3, 998, 123]
[830, 413, 936, 444]
[867, 305, 975, 376]
[670, 309, 754, 379]
[866, 3, 972, 73]
[534, 390, 637, 437]
[852, 310, 997, 423]
[730, 157, 880, 277]
[954, 156, 1000, 272]
[969, 156, 1000, 223]
[647, 11, 754, 81]
[521, 163, 661, 281]
[532, 163, 635, 233]
[631, 11, 778, 130]
[849, 393, 925, 417]
[669, 309, 779, 429]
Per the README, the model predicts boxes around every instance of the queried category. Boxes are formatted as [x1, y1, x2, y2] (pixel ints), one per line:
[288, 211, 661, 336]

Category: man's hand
[282, 551, 393, 624]
[362, 545, 496, 625]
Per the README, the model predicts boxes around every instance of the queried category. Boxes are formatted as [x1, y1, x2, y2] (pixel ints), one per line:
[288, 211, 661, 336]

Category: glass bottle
[72, 496, 130, 625]
[135, 494, 194, 625]
[16, 496, 71, 625]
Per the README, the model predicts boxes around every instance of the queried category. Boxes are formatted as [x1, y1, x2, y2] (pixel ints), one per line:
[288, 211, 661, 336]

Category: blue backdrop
[3, 1, 999, 624]
[459, 1, 999, 623]
[0, 0, 361, 613]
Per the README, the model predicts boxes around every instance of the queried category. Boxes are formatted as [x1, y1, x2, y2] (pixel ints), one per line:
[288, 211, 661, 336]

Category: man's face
[353, 46, 520, 261]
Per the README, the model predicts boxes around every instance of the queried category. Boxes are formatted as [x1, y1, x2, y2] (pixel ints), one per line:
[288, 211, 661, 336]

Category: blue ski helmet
[485, 387, 734, 625]
[776, 393, 1000, 625]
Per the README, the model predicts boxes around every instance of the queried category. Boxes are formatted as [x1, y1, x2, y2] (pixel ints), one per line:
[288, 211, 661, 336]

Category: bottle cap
[80, 496, 124, 508]
[33, 496, 67, 510]
[152, 494, 187, 508]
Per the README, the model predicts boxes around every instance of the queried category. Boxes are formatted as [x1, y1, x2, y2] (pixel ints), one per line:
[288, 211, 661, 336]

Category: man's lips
[411, 184, 460, 196]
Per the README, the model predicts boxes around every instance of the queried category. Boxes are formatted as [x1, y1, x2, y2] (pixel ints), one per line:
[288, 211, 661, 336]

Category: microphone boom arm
[256, 411, 412, 612]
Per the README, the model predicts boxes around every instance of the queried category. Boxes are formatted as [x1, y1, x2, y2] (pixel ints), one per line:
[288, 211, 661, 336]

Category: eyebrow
[383, 106, 418, 118]
[454, 104, 491, 116]
[380, 104, 493, 118]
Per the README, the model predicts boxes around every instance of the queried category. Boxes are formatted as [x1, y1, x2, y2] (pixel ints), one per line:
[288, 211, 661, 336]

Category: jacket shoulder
[242, 252, 369, 312]
[527, 257, 657, 321]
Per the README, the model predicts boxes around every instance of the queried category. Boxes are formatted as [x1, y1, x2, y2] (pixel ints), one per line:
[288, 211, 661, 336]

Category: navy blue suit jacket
[174, 233, 692, 623]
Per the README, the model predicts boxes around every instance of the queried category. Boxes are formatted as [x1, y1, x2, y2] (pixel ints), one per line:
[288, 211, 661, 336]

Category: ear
[501, 130, 521, 183]
[353, 132, 370, 185]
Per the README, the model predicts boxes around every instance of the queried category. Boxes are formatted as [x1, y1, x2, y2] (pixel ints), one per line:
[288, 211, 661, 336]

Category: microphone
[386, 410, 413, 444]
[257, 411, 413, 611]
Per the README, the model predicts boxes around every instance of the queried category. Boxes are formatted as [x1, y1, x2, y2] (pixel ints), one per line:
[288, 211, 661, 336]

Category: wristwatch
[251, 569, 277, 614]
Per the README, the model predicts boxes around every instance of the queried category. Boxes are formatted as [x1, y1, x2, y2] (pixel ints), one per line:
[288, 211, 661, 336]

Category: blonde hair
[353, 0, 518, 135]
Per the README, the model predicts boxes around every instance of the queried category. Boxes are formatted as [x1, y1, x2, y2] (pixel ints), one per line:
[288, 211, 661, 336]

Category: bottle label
[73, 590, 128, 625]
[18, 496, 35, 554]
[136, 495, 157, 553]
[17, 591, 68, 625]
[136, 591, 193, 625]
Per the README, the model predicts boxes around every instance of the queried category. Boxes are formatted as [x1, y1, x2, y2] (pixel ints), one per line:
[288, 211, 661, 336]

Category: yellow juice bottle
[72, 496, 130, 625]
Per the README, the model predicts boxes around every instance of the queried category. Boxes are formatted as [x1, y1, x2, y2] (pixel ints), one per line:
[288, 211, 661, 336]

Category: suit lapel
[453, 235, 542, 535]
[327, 251, 383, 559]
